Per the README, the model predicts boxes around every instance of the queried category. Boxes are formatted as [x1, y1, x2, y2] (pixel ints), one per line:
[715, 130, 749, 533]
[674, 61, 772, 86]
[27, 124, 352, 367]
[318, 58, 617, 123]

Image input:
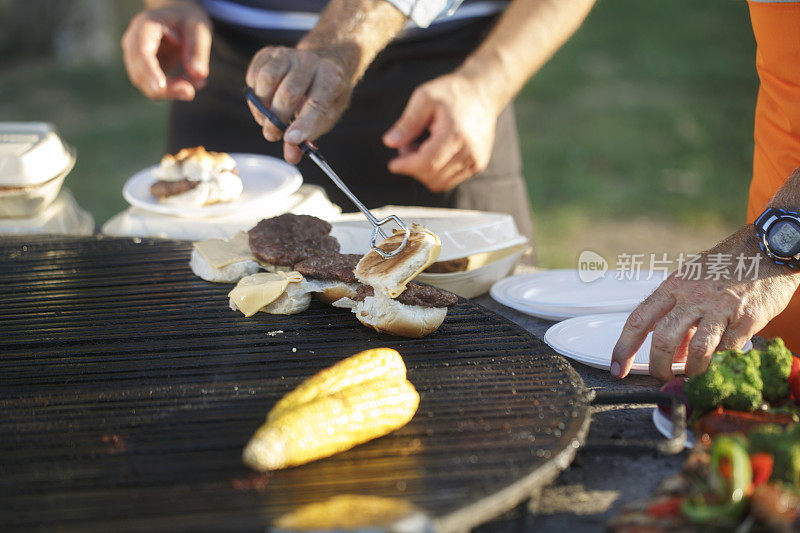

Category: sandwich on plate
[150, 146, 243, 207]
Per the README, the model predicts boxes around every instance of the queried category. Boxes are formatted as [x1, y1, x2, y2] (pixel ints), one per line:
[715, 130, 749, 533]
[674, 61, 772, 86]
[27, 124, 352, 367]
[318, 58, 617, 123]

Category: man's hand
[246, 47, 351, 164]
[121, 2, 212, 101]
[382, 74, 497, 192]
[611, 228, 800, 381]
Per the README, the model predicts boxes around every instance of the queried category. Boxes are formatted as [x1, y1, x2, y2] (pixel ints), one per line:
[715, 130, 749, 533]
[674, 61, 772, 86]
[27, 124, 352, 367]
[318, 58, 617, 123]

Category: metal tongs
[245, 88, 410, 258]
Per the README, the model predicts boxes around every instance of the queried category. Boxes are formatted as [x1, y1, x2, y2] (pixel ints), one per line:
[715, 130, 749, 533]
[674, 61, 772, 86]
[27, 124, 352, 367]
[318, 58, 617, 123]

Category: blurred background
[0, 0, 757, 267]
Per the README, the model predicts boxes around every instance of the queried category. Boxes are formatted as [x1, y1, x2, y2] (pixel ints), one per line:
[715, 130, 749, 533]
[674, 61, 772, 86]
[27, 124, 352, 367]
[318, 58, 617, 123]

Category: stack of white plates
[543, 312, 752, 375]
[490, 269, 666, 320]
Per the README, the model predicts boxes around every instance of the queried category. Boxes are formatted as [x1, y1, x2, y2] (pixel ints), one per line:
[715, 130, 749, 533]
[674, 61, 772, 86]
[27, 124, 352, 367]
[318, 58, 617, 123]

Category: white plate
[490, 270, 665, 319]
[652, 408, 695, 448]
[543, 312, 753, 375]
[123, 153, 302, 218]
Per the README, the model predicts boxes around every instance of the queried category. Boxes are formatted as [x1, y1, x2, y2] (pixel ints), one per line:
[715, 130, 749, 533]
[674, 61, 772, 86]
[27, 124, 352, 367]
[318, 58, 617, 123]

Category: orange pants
[747, 1, 800, 352]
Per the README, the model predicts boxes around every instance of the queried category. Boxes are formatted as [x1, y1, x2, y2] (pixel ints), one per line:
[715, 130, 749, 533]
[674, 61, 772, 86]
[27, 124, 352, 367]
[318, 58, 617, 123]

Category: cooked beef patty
[150, 179, 199, 198]
[248, 214, 340, 266]
[294, 253, 361, 283]
[355, 283, 458, 308]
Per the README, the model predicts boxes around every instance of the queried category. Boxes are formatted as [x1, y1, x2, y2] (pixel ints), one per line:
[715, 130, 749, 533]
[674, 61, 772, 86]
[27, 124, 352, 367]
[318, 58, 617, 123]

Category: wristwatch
[754, 207, 800, 269]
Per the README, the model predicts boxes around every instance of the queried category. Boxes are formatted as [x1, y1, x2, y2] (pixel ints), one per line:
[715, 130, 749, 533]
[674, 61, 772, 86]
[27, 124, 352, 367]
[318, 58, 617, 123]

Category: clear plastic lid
[330, 206, 529, 262]
[0, 122, 73, 186]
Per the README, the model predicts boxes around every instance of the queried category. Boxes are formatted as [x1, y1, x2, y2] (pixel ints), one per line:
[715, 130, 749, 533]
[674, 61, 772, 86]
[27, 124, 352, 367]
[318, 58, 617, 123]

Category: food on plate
[355, 224, 441, 298]
[228, 271, 309, 316]
[609, 425, 800, 532]
[248, 213, 339, 268]
[190, 231, 260, 282]
[242, 348, 419, 471]
[150, 146, 242, 206]
[693, 407, 796, 438]
[293, 252, 362, 304]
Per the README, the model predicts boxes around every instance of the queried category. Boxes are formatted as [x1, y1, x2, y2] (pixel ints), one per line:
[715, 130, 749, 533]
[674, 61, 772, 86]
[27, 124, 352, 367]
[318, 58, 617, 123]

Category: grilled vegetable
[243, 348, 419, 471]
[268, 347, 406, 422]
[685, 348, 763, 421]
[759, 338, 794, 404]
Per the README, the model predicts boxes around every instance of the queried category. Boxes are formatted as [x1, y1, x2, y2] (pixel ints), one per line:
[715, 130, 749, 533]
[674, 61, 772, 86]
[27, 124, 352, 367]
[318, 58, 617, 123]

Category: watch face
[767, 219, 800, 257]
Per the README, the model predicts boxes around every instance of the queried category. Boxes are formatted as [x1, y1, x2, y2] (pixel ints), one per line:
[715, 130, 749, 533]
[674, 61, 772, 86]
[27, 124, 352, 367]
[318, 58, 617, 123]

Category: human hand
[382, 73, 498, 192]
[611, 228, 800, 381]
[121, 2, 211, 101]
[246, 47, 352, 164]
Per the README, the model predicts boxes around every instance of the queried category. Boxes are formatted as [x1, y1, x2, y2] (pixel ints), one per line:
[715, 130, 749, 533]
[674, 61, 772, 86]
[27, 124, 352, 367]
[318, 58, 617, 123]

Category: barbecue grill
[1, 235, 592, 532]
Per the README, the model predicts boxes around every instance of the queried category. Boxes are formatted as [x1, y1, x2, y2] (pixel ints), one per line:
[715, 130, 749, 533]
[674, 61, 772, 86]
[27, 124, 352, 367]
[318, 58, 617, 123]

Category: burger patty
[294, 253, 361, 283]
[248, 214, 340, 266]
[150, 179, 199, 198]
[355, 283, 458, 308]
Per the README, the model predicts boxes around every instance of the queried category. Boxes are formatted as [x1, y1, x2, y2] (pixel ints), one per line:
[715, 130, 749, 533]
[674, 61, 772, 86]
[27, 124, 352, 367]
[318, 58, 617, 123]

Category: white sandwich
[228, 271, 311, 316]
[150, 146, 243, 207]
[190, 231, 261, 283]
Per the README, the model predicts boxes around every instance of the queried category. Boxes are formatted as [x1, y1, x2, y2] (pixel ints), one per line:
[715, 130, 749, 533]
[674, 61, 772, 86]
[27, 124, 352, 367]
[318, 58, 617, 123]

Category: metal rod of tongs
[245, 87, 410, 258]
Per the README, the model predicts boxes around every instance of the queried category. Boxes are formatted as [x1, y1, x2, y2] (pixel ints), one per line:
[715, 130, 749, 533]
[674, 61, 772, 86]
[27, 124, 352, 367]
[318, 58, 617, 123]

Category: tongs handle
[244, 87, 410, 259]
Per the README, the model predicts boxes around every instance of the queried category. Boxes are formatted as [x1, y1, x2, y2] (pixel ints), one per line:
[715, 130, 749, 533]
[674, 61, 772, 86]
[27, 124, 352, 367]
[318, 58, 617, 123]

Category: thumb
[383, 90, 434, 148]
[182, 17, 211, 81]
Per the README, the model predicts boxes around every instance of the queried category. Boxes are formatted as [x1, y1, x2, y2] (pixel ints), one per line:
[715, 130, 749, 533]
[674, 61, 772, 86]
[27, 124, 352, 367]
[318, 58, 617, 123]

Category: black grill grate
[0, 236, 590, 532]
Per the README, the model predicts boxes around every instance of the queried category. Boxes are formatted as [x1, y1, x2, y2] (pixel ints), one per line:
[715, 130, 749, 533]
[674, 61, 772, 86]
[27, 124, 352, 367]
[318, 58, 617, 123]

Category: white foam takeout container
[330, 206, 530, 298]
[0, 189, 94, 236]
[0, 122, 75, 218]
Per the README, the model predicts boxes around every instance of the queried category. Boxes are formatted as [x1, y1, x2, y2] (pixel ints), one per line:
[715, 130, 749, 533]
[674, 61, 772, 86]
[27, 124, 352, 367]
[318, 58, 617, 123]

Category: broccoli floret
[759, 338, 794, 403]
[748, 424, 800, 490]
[685, 349, 764, 417]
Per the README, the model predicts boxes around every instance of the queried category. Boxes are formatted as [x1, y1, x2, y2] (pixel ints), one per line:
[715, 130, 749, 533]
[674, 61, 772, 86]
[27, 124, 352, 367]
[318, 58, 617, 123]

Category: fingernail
[285, 130, 303, 144]
[384, 131, 400, 144]
[610, 361, 621, 378]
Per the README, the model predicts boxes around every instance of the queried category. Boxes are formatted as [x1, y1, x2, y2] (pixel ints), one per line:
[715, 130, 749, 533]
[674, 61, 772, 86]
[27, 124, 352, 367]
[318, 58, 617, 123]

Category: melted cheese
[228, 271, 304, 317]
[193, 231, 254, 269]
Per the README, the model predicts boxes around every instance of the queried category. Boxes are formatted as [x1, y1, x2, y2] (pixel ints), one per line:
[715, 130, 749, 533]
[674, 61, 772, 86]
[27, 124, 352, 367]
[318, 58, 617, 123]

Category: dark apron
[167, 16, 535, 253]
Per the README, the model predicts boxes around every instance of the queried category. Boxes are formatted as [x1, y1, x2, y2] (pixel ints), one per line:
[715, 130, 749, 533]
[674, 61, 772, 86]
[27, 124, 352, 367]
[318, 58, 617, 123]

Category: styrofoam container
[416, 244, 529, 298]
[331, 206, 528, 262]
[0, 188, 94, 236]
[0, 155, 75, 218]
[0, 122, 74, 186]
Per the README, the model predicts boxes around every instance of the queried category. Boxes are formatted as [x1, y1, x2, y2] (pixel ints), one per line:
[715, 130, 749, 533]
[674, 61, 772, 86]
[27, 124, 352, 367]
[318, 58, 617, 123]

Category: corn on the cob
[267, 348, 406, 422]
[243, 377, 419, 471]
[273, 495, 417, 530]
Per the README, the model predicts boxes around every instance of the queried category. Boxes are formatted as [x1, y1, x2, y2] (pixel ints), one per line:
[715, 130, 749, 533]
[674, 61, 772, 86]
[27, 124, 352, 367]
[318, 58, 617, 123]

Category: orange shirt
[748, 0, 800, 352]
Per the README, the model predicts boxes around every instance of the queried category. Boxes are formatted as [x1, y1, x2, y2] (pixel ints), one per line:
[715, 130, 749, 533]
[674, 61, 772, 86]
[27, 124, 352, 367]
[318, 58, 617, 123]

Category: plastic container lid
[0, 122, 73, 186]
[330, 206, 528, 262]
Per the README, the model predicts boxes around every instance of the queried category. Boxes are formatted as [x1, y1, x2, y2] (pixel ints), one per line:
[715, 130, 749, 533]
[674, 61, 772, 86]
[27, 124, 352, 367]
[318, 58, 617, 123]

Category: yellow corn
[243, 377, 419, 471]
[267, 347, 406, 422]
[273, 495, 417, 530]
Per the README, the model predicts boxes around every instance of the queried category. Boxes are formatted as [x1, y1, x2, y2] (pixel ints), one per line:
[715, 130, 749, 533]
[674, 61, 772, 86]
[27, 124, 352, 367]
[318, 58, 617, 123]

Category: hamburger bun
[190, 247, 260, 283]
[302, 278, 360, 305]
[355, 224, 441, 299]
[333, 294, 446, 338]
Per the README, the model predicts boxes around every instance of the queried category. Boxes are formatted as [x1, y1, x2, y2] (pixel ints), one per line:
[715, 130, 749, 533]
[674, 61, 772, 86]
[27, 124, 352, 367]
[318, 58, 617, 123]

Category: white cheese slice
[193, 231, 255, 269]
[228, 271, 304, 317]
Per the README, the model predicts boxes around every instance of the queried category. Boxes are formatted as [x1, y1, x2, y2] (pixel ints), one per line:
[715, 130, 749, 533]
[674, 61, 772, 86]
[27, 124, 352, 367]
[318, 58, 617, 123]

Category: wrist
[452, 60, 507, 118]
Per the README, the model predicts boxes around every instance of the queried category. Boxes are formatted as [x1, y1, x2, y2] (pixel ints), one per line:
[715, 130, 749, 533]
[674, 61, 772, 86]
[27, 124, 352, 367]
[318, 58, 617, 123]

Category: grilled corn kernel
[268, 347, 406, 422]
[244, 377, 419, 471]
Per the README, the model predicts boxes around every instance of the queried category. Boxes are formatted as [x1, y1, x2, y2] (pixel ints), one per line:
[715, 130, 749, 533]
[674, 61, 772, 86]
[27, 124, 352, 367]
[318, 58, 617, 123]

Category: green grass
[0, 0, 758, 267]
[522, 0, 757, 225]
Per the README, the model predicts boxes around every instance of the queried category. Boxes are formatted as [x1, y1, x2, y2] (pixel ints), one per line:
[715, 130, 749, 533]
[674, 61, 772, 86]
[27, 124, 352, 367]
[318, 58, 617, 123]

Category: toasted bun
[228, 280, 311, 315]
[302, 279, 360, 305]
[190, 247, 260, 283]
[355, 224, 441, 298]
[334, 295, 446, 338]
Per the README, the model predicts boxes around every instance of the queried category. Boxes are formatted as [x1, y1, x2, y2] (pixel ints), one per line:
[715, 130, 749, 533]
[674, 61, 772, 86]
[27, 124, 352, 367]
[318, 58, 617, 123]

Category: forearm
[143, 0, 198, 8]
[457, 0, 595, 114]
[297, 0, 408, 85]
